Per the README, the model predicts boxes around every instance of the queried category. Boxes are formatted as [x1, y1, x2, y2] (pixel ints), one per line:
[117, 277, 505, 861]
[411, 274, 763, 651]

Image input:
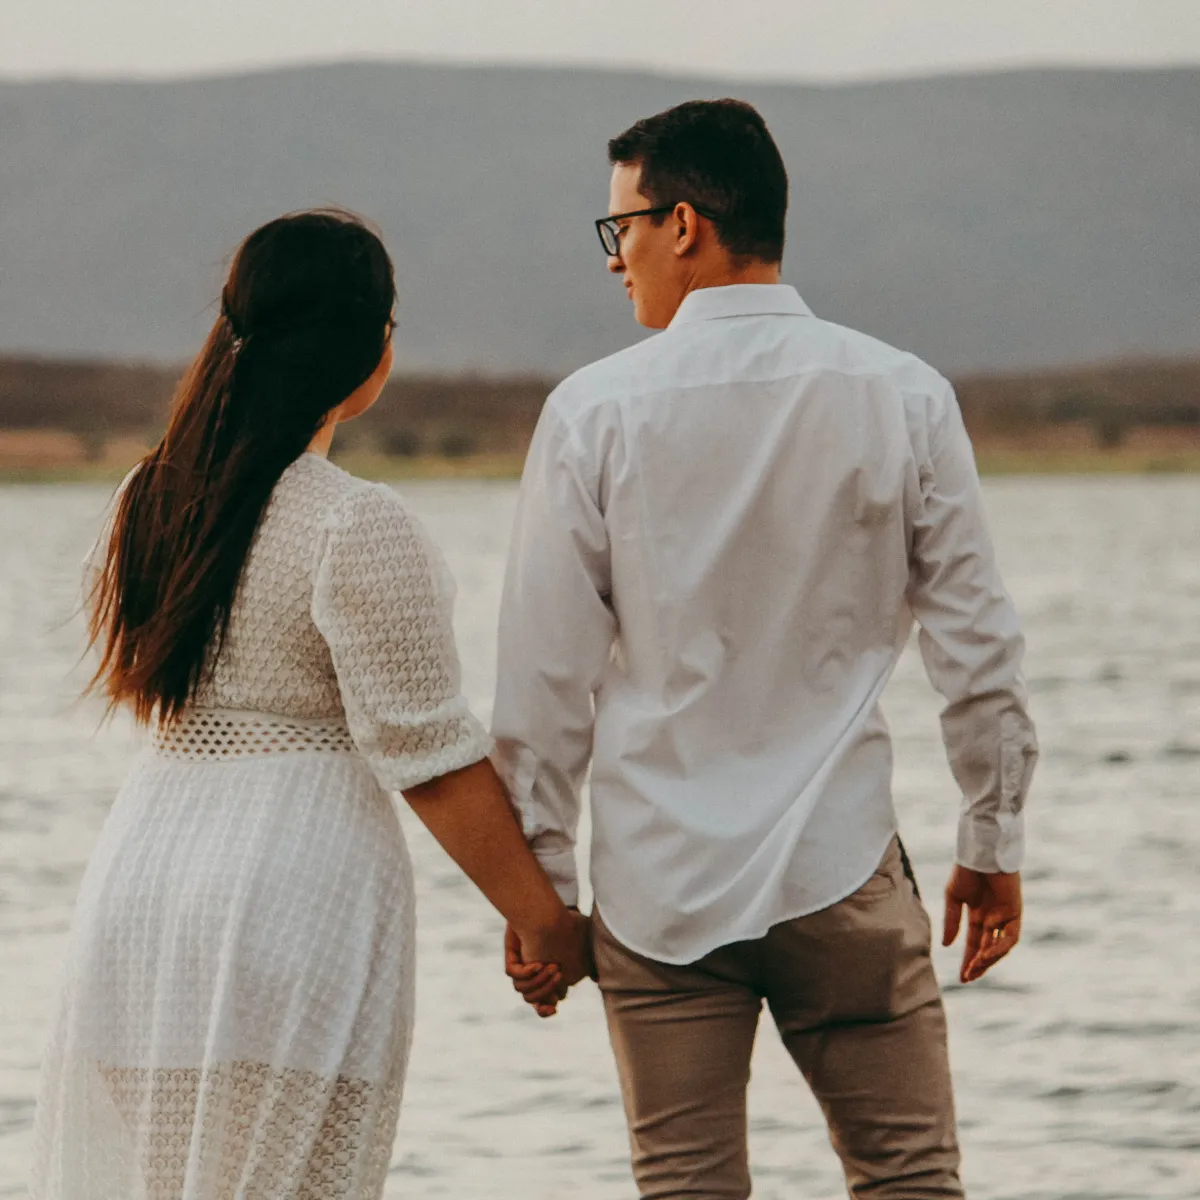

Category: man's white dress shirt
[492, 284, 1037, 965]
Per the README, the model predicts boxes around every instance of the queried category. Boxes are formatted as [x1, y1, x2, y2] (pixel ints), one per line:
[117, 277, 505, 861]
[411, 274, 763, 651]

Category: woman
[32, 210, 585, 1199]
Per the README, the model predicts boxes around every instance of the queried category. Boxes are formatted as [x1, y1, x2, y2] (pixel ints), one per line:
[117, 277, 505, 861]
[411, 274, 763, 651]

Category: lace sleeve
[312, 482, 491, 792]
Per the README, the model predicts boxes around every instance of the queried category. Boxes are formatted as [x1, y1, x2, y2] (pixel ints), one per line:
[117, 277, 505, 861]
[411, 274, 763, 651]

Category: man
[492, 99, 1037, 1199]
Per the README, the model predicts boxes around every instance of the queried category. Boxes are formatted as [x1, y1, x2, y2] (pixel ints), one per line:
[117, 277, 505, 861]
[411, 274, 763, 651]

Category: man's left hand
[943, 866, 1023, 984]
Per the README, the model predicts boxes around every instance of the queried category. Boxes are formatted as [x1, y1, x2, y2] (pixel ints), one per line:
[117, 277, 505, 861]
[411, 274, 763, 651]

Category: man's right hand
[943, 866, 1023, 984]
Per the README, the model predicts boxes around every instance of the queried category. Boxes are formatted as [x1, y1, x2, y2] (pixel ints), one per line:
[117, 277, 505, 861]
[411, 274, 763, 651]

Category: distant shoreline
[5, 354, 1199, 486]
[3, 445, 1199, 486]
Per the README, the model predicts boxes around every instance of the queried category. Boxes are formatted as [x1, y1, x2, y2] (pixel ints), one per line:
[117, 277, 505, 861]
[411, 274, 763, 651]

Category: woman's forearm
[402, 758, 569, 942]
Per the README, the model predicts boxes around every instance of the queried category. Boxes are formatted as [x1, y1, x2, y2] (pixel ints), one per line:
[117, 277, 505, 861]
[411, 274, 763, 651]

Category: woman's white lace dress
[31, 454, 492, 1199]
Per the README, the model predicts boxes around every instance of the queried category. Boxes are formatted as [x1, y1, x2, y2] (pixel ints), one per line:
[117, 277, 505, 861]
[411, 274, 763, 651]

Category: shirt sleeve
[906, 385, 1039, 874]
[489, 402, 616, 906]
[312, 482, 492, 793]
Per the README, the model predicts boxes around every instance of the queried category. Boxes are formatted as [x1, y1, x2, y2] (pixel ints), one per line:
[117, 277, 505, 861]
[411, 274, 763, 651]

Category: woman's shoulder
[306, 463, 457, 611]
[289, 456, 436, 564]
[277, 453, 407, 523]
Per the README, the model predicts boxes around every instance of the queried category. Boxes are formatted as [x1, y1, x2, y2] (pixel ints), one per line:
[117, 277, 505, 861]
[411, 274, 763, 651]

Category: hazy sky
[6, 0, 1200, 82]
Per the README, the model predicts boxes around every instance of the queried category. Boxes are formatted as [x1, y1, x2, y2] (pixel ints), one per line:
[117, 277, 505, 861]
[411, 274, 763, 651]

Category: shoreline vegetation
[1, 355, 1198, 483]
[5, 445, 1200, 487]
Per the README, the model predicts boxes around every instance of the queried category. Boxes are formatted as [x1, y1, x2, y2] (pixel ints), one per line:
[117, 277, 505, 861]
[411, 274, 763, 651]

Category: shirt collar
[668, 284, 813, 329]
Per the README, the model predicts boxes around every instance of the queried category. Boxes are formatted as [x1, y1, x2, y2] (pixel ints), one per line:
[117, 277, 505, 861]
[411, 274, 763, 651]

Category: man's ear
[673, 202, 701, 257]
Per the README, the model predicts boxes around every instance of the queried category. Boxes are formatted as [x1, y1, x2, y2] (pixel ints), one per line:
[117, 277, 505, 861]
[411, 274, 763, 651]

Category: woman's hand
[403, 760, 595, 1016]
[404, 760, 592, 1015]
[505, 910, 594, 1017]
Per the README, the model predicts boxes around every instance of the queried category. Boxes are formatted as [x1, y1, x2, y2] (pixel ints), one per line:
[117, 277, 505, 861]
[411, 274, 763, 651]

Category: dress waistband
[152, 708, 357, 761]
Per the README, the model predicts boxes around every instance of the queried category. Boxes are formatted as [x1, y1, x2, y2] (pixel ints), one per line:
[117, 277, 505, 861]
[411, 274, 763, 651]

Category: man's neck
[685, 259, 783, 295]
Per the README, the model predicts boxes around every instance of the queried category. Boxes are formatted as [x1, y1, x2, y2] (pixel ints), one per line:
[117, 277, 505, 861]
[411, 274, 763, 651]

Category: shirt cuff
[956, 808, 1025, 874]
[534, 845, 579, 908]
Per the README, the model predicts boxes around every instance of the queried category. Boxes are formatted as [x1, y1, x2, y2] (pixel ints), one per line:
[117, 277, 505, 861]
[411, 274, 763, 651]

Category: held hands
[943, 866, 1023, 984]
[504, 909, 595, 1018]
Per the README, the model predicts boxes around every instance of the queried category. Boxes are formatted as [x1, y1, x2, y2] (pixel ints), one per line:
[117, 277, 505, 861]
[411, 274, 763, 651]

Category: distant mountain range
[1, 62, 1196, 376]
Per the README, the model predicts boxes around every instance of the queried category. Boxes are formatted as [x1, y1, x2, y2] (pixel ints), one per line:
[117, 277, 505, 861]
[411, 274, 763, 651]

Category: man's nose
[606, 254, 624, 275]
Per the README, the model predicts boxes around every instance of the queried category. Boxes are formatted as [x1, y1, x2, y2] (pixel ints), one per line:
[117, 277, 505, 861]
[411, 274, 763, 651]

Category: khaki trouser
[593, 837, 964, 1199]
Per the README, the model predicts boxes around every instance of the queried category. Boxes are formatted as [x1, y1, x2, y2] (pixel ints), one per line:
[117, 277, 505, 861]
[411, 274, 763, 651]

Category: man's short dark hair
[608, 99, 788, 264]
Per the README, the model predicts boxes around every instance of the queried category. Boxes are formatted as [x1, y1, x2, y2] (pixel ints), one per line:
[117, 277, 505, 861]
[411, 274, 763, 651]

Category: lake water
[1, 478, 1198, 1199]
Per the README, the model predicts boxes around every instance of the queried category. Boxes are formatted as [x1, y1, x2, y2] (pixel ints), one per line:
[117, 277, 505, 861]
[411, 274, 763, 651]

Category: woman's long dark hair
[89, 209, 396, 725]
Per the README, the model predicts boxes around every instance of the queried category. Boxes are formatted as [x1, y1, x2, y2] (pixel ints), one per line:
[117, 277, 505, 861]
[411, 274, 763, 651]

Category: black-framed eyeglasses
[594, 204, 718, 257]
